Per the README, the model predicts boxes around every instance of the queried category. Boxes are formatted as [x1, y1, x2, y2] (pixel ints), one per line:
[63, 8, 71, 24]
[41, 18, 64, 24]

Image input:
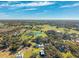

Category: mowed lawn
[41, 24, 79, 34]
[23, 47, 41, 58]
[23, 47, 33, 58]
[21, 30, 47, 40]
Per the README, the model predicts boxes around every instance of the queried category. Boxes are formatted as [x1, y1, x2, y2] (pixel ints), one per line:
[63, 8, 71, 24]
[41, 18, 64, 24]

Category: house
[39, 49, 45, 56]
[44, 38, 48, 41]
[43, 38, 49, 43]
[13, 32, 19, 36]
[75, 38, 79, 42]
[58, 45, 70, 52]
[33, 38, 41, 44]
[55, 32, 63, 39]
[16, 51, 23, 58]
[57, 31, 61, 33]
[46, 30, 55, 35]
[63, 34, 71, 40]
[58, 45, 65, 52]
[45, 43, 49, 46]
[35, 44, 44, 49]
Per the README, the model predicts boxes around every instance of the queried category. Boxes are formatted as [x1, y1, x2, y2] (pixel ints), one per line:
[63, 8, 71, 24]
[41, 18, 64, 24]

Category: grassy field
[42, 24, 79, 34]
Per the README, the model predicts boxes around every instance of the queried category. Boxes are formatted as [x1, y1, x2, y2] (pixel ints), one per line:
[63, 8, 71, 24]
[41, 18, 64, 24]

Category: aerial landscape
[0, 1, 79, 58]
[0, 20, 79, 58]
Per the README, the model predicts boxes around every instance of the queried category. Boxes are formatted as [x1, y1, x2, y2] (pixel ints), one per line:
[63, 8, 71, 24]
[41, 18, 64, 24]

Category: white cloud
[23, 1, 55, 7]
[0, 1, 55, 11]
[0, 1, 55, 8]
[60, 3, 79, 8]
[24, 8, 37, 10]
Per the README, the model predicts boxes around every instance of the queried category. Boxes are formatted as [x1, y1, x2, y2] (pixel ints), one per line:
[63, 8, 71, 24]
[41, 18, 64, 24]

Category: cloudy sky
[0, 1, 79, 20]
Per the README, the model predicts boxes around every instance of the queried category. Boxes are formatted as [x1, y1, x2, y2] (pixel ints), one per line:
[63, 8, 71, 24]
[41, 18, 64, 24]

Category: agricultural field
[0, 20, 79, 58]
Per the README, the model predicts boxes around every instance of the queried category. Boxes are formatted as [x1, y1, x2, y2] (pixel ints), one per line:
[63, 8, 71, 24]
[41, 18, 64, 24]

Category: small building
[58, 45, 65, 52]
[46, 30, 55, 35]
[75, 38, 79, 42]
[13, 32, 19, 36]
[33, 38, 41, 44]
[58, 45, 70, 52]
[35, 44, 44, 49]
[63, 34, 71, 40]
[45, 43, 49, 46]
[38, 44, 44, 49]
[39, 50, 45, 56]
[16, 51, 23, 58]
[43, 38, 49, 43]
[57, 31, 61, 33]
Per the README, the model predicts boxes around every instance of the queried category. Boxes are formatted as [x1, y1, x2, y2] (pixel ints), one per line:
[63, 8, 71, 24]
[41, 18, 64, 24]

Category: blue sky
[0, 1, 79, 20]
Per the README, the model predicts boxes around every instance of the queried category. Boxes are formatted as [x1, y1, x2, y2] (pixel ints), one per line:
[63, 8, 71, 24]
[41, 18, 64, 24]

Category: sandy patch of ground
[0, 51, 15, 58]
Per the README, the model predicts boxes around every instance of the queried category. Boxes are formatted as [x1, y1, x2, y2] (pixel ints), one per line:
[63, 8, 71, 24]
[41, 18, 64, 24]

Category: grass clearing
[62, 51, 75, 58]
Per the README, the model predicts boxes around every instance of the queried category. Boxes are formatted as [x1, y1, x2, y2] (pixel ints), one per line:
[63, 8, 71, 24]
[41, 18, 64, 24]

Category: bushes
[0, 34, 29, 54]
[69, 44, 79, 57]
[62, 51, 75, 58]
[45, 44, 63, 58]
[64, 41, 79, 57]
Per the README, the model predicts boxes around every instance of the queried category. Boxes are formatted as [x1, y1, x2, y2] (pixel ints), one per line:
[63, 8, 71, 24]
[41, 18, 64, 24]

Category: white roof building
[16, 51, 23, 58]
[40, 50, 45, 56]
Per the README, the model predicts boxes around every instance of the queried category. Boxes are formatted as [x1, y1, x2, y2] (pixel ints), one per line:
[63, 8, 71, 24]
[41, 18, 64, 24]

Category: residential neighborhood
[0, 20, 79, 58]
